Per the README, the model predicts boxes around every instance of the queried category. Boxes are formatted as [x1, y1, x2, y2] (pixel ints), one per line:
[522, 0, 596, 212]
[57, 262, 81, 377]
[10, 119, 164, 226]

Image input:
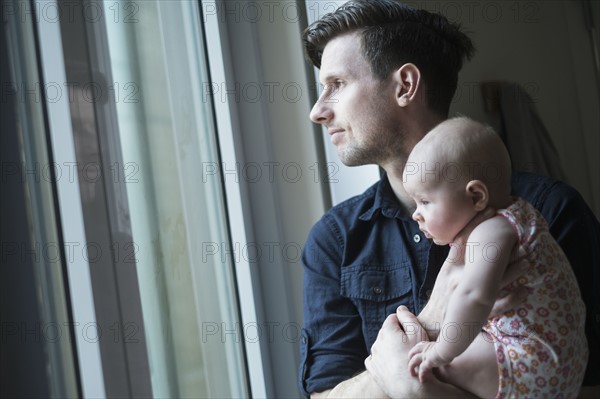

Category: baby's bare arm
[418, 224, 526, 339]
[432, 215, 517, 362]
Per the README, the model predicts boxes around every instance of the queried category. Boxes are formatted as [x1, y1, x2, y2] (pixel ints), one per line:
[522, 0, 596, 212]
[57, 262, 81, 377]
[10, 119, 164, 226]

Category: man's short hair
[303, 0, 475, 116]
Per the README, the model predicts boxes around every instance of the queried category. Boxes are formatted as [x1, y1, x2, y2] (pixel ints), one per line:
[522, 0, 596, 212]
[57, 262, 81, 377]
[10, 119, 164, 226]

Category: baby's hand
[407, 341, 449, 383]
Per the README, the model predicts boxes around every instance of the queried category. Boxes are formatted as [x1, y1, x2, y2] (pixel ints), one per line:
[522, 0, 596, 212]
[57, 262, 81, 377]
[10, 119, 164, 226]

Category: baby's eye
[420, 200, 429, 205]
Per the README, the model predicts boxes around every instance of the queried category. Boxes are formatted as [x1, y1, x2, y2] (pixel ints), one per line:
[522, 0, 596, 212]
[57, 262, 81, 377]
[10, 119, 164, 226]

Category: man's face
[309, 32, 407, 166]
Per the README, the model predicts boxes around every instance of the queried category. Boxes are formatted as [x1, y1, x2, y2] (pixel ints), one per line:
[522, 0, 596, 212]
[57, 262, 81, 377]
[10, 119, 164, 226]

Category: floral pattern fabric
[484, 198, 588, 398]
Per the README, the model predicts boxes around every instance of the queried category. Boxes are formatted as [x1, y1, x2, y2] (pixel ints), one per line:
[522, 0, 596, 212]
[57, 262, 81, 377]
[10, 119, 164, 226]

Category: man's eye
[324, 81, 343, 92]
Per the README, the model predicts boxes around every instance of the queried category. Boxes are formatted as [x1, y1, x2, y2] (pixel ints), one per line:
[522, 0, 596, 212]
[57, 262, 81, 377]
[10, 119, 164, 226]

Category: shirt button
[373, 286, 383, 295]
[413, 234, 421, 243]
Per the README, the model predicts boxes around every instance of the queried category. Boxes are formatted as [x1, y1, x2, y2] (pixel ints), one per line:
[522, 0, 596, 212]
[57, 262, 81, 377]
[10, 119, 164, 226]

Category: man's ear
[392, 63, 421, 107]
[466, 180, 489, 211]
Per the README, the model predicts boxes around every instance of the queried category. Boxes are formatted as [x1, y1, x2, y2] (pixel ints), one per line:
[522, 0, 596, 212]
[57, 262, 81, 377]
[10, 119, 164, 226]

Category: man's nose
[309, 97, 333, 125]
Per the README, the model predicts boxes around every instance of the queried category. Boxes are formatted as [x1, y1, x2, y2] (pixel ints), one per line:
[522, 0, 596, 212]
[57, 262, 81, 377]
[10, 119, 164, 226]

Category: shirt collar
[359, 174, 413, 221]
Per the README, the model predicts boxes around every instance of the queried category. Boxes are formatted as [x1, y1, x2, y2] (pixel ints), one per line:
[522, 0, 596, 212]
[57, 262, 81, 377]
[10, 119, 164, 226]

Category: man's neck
[380, 112, 445, 209]
[381, 161, 414, 210]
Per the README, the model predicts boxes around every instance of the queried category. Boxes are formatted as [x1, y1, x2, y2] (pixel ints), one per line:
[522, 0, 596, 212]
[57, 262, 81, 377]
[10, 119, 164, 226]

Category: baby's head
[402, 117, 511, 244]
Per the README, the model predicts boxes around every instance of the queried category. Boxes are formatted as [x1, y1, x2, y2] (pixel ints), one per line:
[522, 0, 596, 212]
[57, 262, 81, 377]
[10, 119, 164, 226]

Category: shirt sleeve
[298, 214, 368, 396]
[531, 180, 600, 385]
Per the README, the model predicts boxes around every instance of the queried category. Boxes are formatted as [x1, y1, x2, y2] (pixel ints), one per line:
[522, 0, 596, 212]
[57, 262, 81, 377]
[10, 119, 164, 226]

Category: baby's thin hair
[415, 116, 512, 203]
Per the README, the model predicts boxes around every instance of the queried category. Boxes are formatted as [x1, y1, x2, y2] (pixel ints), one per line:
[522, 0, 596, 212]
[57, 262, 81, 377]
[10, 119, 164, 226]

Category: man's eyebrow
[319, 70, 351, 84]
[319, 73, 339, 84]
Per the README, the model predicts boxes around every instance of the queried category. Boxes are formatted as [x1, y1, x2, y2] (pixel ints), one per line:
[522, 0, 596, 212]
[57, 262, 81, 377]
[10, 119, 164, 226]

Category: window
[101, 1, 248, 396]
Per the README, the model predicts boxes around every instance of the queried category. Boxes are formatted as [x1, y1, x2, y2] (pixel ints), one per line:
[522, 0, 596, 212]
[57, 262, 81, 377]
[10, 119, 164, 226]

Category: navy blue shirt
[299, 172, 600, 395]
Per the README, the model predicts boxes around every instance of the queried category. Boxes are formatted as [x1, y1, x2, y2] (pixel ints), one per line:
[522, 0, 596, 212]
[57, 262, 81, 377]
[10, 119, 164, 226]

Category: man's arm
[310, 308, 479, 399]
[300, 216, 370, 396]
[310, 372, 388, 399]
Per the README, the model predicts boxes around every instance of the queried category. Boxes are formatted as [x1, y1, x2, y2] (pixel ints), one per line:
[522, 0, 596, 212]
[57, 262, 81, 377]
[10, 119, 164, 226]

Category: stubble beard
[337, 127, 408, 168]
[337, 142, 374, 166]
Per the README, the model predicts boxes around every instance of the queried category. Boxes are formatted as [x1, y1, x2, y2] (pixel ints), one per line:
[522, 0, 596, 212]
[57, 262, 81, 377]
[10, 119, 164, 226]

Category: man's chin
[340, 159, 371, 167]
[337, 152, 373, 167]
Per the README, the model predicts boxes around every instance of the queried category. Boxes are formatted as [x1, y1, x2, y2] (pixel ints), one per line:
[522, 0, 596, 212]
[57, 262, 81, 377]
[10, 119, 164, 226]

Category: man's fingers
[371, 313, 403, 358]
[490, 249, 528, 318]
[397, 306, 428, 344]
[381, 312, 402, 331]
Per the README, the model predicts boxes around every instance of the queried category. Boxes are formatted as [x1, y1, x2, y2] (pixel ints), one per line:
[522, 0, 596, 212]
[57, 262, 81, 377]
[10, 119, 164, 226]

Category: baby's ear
[466, 180, 489, 211]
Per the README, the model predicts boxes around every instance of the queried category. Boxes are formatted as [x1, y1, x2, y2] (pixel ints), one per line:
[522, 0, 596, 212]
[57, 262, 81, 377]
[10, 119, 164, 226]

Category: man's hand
[489, 246, 529, 317]
[364, 306, 477, 398]
[313, 371, 389, 399]
[364, 306, 428, 397]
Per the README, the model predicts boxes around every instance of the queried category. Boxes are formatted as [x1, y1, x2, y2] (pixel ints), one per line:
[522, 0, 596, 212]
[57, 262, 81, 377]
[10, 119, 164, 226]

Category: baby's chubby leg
[435, 332, 499, 399]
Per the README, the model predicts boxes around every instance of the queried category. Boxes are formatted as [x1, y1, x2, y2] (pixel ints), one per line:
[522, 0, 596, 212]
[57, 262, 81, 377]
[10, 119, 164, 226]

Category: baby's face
[403, 162, 476, 245]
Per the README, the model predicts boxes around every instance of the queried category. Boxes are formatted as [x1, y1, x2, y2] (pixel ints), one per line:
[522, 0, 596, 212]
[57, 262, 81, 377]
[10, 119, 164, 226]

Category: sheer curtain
[102, 1, 247, 397]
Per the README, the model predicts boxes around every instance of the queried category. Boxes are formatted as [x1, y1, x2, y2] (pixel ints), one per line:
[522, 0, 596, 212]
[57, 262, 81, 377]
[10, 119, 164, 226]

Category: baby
[403, 117, 587, 398]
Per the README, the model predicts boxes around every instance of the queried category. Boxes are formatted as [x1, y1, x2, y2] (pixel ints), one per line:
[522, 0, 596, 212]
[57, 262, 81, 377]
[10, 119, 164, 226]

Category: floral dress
[484, 198, 588, 398]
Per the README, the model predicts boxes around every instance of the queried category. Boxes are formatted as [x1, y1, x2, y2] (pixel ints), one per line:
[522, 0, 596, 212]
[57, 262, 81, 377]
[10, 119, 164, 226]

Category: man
[299, 1, 600, 397]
